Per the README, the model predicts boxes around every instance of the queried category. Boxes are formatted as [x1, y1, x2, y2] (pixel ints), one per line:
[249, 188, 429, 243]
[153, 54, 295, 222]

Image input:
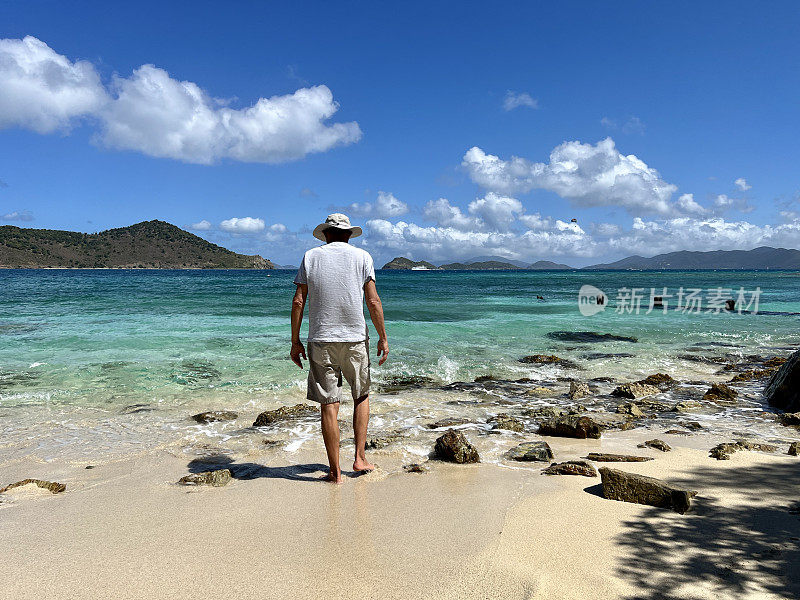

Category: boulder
[474, 375, 496, 383]
[637, 373, 676, 388]
[506, 441, 553, 462]
[611, 383, 661, 399]
[433, 429, 480, 463]
[789, 442, 798, 456]
[253, 404, 318, 427]
[778, 412, 800, 426]
[703, 383, 738, 404]
[616, 402, 644, 418]
[672, 400, 702, 412]
[599, 467, 696, 514]
[366, 433, 405, 449]
[192, 411, 238, 424]
[664, 429, 692, 436]
[709, 440, 778, 460]
[404, 463, 428, 473]
[568, 381, 591, 400]
[427, 417, 471, 429]
[489, 414, 525, 433]
[177, 469, 232, 487]
[525, 387, 559, 398]
[0, 478, 66, 494]
[519, 354, 578, 369]
[681, 421, 704, 430]
[379, 375, 436, 393]
[523, 406, 567, 419]
[729, 369, 777, 383]
[586, 453, 653, 462]
[542, 460, 597, 477]
[538, 415, 603, 439]
[764, 350, 800, 412]
[638, 439, 671, 452]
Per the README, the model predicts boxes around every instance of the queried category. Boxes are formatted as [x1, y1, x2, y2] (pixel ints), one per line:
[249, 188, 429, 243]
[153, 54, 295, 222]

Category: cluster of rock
[709, 440, 778, 460]
[0, 478, 66, 494]
[253, 404, 318, 427]
[178, 469, 232, 487]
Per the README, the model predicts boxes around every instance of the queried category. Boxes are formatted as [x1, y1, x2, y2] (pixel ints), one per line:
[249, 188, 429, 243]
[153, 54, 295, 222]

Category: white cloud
[734, 177, 751, 191]
[347, 191, 409, 219]
[0, 36, 107, 133]
[713, 194, 753, 214]
[423, 198, 479, 231]
[676, 193, 709, 216]
[600, 116, 645, 135]
[2, 210, 34, 221]
[503, 91, 538, 111]
[0, 36, 361, 164]
[219, 217, 265, 233]
[467, 192, 523, 231]
[462, 138, 679, 216]
[189, 220, 212, 231]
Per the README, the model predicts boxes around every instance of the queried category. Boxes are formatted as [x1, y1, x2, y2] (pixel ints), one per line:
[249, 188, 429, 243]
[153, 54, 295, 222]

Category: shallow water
[0, 269, 798, 464]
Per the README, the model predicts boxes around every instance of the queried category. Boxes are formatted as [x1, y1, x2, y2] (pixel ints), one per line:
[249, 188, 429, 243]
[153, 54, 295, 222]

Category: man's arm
[290, 284, 308, 368]
[364, 279, 388, 365]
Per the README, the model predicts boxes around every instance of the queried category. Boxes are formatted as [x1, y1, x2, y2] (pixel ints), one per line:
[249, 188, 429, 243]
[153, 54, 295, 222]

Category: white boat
[411, 265, 431, 270]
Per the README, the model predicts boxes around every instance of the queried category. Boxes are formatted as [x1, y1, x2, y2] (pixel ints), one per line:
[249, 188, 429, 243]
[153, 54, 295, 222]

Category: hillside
[528, 260, 573, 270]
[583, 246, 800, 270]
[439, 260, 520, 270]
[0, 220, 274, 269]
[381, 257, 439, 270]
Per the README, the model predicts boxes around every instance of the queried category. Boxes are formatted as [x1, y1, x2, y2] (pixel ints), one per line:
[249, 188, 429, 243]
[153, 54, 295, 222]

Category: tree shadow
[607, 460, 800, 599]
[186, 454, 330, 483]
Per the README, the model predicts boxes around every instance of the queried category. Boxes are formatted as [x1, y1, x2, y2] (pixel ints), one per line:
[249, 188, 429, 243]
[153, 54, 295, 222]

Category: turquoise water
[1, 269, 798, 462]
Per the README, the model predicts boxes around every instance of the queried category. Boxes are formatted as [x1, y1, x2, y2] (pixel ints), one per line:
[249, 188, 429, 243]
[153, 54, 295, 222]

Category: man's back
[294, 242, 375, 342]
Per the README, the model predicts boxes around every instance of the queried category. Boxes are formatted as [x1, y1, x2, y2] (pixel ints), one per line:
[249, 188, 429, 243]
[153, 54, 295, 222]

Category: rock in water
[616, 402, 644, 418]
[538, 415, 603, 439]
[789, 442, 799, 456]
[519, 354, 579, 369]
[672, 400, 702, 412]
[638, 373, 675, 387]
[0, 478, 66, 494]
[779, 412, 800, 426]
[427, 417, 471, 429]
[709, 440, 779, 460]
[192, 411, 238, 424]
[599, 467, 696, 513]
[178, 469, 232, 487]
[253, 404, 318, 427]
[404, 463, 428, 473]
[638, 439, 672, 452]
[765, 350, 800, 412]
[506, 441, 553, 462]
[542, 460, 597, 477]
[568, 381, 591, 400]
[489, 414, 525, 432]
[703, 383, 738, 403]
[611, 383, 661, 399]
[433, 429, 480, 463]
[586, 453, 654, 462]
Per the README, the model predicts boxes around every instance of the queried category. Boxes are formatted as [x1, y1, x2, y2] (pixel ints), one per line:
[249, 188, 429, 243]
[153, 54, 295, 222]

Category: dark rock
[379, 375, 436, 393]
[672, 400, 702, 412]
[542, 460, 597, 477]
[763, 356, 788, 368]
[789, 442, 799, 456]
[474, 374, 496, 382]
[703, 383, 738, 403]
[638, 439, 671, 452]
[519, 354, 579, 369]
[591, 376, 616, 383]
[599, 467, 696, 513]
[192, 410, 238, 424]
[780, 413, 800, 426]
[709, 440, 779, 460]
[506, 441, 553, 462]
[586, 453, 653, 462]
[638, 373, 676, 387]
[612, 382, 661, 399]
[253, 404, 318, 427]
[664, 429, 693, 436]
[433, 429, 480, 463]
[427, 417, 471, 429]
[85, 465, 95, 469]
[489, 414, 524, 433]
[404, 463, 428, 473]
[538, 415, 603, 439]
[729, 369, 777, 383]
[581, 352, 635, 359]
[0, 478, 66, 494]
[522, 406, 567, 419]
[546, 331, 638, 343]
[568, 381, 591, 400]
[681, 421, 704, 430]
[764, 350, 800, 412]
[178, 469, 232, 487]
[366, 433, 405, 449]
[616, 402, 644, 418]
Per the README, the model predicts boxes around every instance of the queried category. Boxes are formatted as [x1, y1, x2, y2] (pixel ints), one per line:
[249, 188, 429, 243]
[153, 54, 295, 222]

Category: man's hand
[290, 341, 307, 369]
[376, 338, 389, 366]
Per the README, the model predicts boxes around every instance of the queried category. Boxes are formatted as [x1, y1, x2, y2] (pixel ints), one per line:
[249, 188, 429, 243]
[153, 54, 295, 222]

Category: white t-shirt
[294, 242, 376, 342]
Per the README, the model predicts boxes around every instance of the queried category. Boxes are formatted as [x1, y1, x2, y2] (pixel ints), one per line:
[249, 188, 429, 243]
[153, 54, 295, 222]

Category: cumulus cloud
[713, 194, 753, 214]
[219, 217, 265, 233]
[423, 193, 523, 232]
[676, 193, 709, 216]
[734, 177, 751, 191]
[0, 36, 361, 164]
[503, 91, 538, 111]
[1, 210, 34, 221]
[462, 138, 680, 216]
[189, 220, 212, 231]
[346, 191, 409, 219]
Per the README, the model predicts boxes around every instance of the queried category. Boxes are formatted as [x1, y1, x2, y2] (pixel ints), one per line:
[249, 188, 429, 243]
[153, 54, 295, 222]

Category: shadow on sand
[187, 454, 330, 483]
[604, 460, 800, 600]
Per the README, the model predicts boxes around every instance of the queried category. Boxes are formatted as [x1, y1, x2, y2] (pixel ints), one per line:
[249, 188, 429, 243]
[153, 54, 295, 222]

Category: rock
[253, 404, 318, 427]
[522, 406, 567, 419]
[379, 375, 436, 393]
[763, 356, 788, 368]
[586, 453, 654, 462]
[506, 441, 553, 462]
[519, 354, 579, 369]
[681, 421, 704, 430]
[474, 375, 496, 383]
[616, 402, 644, 418]
[538, 415, 603, 439]
[673, 400, 702, 412]
[638, 373, 676, 387]
[664, 429, 692, 436]
[427, 417, 471, 429]
[178, 469, 232, 487]
[489, 414, 524, 433]
[0, 478, 66, 494]
[709, 440, 779, 460]
[542, 460, 598, 477]
[525, 386, 559, 398]
[765, 351, 800, 412]
[404, 463, 428, 473]
[366, 433, 405, 449]
[638, 439, 671, 452]
[789, 442, 799, 456]
[433, 429, 480, 463]
[599, 467, 696, 513]
[703, 383, 738, 403]
[729, 369, 777, 383]
[192, 410, 238, 424]
[611, 383, 661, 399]
[546, 331, 638, 343]
[568, 381, 591, 400]
[778, 413, 800, 427]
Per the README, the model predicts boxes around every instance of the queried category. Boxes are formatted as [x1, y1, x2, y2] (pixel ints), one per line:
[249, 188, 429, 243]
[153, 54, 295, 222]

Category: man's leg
[352, 394, 375, 472]
[320, 401, 342, 483]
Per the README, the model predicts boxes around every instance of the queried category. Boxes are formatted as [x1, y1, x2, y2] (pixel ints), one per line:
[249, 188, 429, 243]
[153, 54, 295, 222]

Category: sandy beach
[2, 426, 799, 600]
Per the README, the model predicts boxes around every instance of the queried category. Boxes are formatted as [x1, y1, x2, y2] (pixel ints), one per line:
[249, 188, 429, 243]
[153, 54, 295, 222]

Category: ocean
[1, 268, 799, 464]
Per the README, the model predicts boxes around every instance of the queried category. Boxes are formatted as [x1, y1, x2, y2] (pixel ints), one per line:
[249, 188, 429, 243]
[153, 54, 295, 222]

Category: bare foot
[319, 471, 344, 484]
[353, 459, 375, 472]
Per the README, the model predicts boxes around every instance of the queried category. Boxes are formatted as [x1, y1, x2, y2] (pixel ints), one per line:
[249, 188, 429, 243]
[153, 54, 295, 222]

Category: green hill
[0, 220, 274, 269]
[381, 257, 438, 269]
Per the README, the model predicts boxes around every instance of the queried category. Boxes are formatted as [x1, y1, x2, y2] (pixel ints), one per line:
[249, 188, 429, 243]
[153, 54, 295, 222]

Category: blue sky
[1, 1, 799, 266]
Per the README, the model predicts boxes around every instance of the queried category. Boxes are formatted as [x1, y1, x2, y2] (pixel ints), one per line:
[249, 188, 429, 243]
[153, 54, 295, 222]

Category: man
[290, 213, 389, 484]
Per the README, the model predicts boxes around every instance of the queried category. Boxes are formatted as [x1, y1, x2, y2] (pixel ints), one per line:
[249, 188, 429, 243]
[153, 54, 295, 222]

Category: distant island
[0, 220, 274, 269]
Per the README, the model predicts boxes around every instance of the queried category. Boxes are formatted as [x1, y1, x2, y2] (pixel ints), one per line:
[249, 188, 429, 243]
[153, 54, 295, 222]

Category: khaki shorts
[307, 340, 371, 404]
